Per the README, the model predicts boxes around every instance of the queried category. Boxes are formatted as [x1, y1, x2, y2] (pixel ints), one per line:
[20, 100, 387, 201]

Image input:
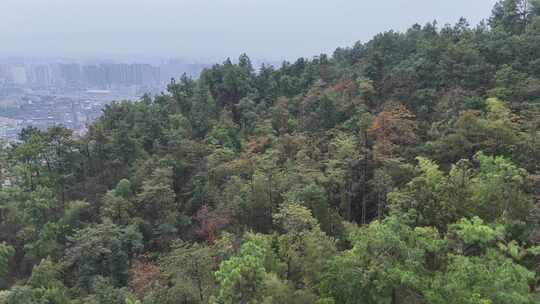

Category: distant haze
[2, 0, 497, 61]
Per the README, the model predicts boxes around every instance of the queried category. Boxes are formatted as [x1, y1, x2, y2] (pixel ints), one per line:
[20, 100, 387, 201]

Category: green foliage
[26, 259, 70, 304]
[215, 238, 268, 304]
[158, 241, 215, 303]
[449, 217, 505, 248]
[0, 243, 14, 281]
[28, 258, 63, 289]
[427, 250, 534, 304]
[490, 0, 534, 34]
[3, 286, 35, 304]
[471, 152, 531, 223]
[320, 216, 447, 304]
[320, 215, 534, 304]
[0, 259, 70, 304]
[389, 154, 531, 231]
[81, 276, 131, 304]
[283, 184, 336, 235]
[273, 203, 336, 289]
[63, 221, 143, 291]
[136, 167, 178, 245]
[388, 157, 461, 228]
[2, 1, 540, 302]
[273, 202, 319, 233]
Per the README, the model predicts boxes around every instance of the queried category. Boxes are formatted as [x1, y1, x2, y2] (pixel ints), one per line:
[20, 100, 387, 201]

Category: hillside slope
[1, 0, 540, 303]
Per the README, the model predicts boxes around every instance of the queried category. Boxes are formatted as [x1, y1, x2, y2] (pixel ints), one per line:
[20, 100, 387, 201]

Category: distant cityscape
[0, 58, 210, 140]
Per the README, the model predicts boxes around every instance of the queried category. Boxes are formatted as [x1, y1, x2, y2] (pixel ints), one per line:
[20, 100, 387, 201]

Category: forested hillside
[2, 0, 540, 303]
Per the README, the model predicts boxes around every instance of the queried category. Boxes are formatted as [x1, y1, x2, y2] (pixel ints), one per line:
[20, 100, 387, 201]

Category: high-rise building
[83, 65, 106, 87]
[59, 63, 82, 85]
[81, 63, 160, 87]
[33, 65, 51, 86]
[10, 66, 27, 84]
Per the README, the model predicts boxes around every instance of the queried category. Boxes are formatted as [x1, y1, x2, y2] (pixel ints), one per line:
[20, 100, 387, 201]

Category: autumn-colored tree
[128, 257, 162, 300]
[3, 1, 540, 301]
[193, 205, 230, 244]
[369, 103, 416, 161]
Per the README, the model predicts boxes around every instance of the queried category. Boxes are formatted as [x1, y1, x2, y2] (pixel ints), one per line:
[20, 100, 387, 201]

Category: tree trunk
[391, 288, 399, 304]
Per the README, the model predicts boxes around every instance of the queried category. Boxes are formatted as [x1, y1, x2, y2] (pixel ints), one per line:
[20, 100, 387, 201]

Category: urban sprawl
[0, 59, 208, 140]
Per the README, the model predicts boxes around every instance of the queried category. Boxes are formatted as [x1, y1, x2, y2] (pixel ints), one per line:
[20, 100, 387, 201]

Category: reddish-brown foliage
[128, 257, 162, 300]
[369, 103, 417, 160]
[193, 205, 230, 245]
[330, 79, 357, 98]
[278, 134, 307, 161]
[273, 97, 289, 135]
[246, 136, 270, 154]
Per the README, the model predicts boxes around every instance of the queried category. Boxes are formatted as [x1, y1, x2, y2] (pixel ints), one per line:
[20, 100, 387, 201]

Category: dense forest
[2, 0, 540, 303]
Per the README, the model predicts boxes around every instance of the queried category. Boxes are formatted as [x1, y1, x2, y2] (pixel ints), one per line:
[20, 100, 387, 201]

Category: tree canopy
[2, 1, 540, 303]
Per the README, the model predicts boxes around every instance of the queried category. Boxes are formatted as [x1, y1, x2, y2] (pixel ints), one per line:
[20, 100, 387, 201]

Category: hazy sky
[1, 0, 498, 61]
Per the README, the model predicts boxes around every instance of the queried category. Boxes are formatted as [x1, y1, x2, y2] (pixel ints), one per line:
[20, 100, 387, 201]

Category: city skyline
[0, 57, 212, 141]
[2, 0, 497, 61]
